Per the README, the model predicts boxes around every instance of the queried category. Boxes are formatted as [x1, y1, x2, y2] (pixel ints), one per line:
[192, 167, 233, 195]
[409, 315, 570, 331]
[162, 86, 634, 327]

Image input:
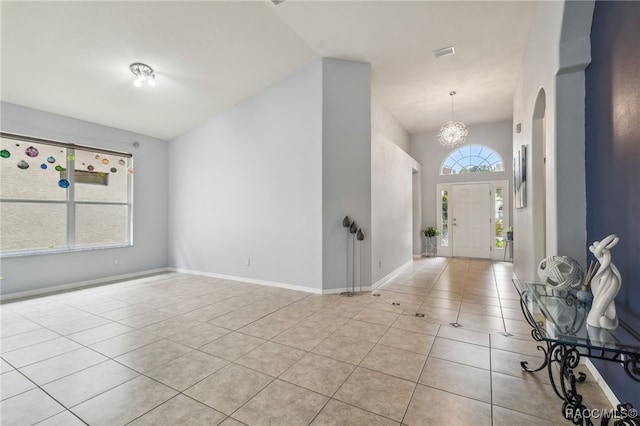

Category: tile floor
[1, 258, 614, 425]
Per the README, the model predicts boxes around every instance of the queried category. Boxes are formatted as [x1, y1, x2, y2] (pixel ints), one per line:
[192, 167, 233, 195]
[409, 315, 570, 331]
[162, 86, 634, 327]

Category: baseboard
[321, 286, 373, 295]
[2, 266, 376, 302]
[584, 359, 621, 408]
[372, 259, 413, 290]
[169, 268, 326, 295]
[0, 268, 172, 302]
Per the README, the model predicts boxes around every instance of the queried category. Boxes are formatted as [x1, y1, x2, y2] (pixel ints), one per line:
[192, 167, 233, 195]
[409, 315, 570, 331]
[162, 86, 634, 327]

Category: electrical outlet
[245, 258, 251, 267]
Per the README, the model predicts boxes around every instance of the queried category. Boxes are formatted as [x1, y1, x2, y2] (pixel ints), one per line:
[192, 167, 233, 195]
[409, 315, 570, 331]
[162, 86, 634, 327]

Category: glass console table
[513, 279, 640, 425]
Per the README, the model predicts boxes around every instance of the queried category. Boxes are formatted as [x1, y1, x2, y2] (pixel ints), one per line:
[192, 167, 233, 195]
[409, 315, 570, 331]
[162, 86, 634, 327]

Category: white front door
[451, 183, 491, 258]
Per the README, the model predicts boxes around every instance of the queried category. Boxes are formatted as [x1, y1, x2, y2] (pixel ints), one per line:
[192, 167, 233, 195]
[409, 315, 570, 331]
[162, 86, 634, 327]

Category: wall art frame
[514, 144, 527, 208]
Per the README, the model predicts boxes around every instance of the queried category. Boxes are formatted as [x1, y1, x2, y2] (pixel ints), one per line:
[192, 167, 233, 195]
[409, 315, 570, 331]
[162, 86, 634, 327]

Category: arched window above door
[440, 145, 504, 175]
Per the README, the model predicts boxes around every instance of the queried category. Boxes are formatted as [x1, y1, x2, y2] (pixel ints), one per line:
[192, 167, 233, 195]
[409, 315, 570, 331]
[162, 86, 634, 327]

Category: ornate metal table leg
[556, 345, 590, 425]
[519, 290, 551, 372]
[521, 342, 551, 373]
[600, 403, 640, 425]
[545, 346, 639, 426]
[598, 356, 640, 425]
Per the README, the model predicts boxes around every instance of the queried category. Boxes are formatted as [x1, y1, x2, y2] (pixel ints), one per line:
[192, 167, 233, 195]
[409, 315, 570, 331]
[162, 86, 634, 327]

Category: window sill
[1, 243, 133, 258]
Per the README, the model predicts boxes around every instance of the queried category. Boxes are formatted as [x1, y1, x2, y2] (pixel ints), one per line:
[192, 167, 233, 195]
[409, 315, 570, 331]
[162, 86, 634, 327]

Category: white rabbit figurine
[586, 234, 621, 330]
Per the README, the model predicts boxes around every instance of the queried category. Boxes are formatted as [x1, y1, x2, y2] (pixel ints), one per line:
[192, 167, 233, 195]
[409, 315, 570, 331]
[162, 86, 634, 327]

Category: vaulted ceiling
[1, 1, 536, 140]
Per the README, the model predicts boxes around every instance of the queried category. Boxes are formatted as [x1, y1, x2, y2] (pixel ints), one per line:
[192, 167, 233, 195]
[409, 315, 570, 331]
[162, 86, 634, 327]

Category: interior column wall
[321, 58, 372, 292]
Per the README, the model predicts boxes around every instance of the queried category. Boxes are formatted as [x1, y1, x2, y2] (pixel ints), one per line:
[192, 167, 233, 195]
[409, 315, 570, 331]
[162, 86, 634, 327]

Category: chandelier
[130, 62, 156, 88]
[438, 91, 468, 148]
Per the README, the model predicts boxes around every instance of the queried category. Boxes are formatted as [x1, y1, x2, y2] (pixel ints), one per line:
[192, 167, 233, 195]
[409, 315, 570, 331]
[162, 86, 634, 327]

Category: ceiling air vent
[433, 46, 455, 58]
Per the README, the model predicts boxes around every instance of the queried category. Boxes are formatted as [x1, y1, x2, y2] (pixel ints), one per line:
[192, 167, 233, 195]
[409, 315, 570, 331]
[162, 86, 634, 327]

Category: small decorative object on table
[537, 255, 583, 291]
[586, 234, 621, 330]
[576, 260, 599, 304]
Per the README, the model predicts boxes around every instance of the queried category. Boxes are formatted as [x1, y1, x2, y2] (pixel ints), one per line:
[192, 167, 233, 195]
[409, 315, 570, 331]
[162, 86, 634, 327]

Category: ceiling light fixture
[438, 91, 468, 148]
[433, 46, 455, 58]
[130, 62, 156, 87]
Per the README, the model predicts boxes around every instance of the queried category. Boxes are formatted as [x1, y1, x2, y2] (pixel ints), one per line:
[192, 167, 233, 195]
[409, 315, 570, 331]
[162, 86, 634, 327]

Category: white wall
[410, 120, 513, 241]
[371, 95, 419, 283]
[168, 60, 324, 291]
[321, 58, 372, 291]
[0, 102, 169, 295]
[371, 94, 411, 153]
[511, 0, 594, 280]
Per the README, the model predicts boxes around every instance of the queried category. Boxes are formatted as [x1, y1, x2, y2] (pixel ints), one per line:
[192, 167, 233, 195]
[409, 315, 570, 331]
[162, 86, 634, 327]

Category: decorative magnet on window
[110, 167, 117, 173]
[41, 163, 48, 169]
[127, 167, 135, 174]
[68, 154, 75, 161]
[58, 179, 70, 188]
[0, 149, 10, 158]
[102, 158, 109, 165]
[95, 154, 100, 159]
[25, 146, 39, 157]
[98, 172, 105, 178]
[47, 156, 56, 163]
[356, 228, 365, 241]
[342, 216, 351, 227]
[87, 165, 94, 171]
[17, 160, 29, 169]
[118, 159, 125, 165]
[55, 165, 64, 171]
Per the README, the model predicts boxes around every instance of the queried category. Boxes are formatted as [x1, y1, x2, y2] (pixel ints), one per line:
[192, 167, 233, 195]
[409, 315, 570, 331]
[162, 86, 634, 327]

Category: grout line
[489, 332, 494, 425]
[491, 262, 512, 336]
[399, 341, 433, 425]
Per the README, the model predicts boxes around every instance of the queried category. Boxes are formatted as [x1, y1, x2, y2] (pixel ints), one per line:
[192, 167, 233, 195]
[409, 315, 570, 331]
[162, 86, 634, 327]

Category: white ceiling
[1, 1, 536, 141]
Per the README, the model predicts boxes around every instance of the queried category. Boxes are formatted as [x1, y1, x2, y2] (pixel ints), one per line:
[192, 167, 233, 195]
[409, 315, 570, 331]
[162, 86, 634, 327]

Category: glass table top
[513, 279, 640, 355]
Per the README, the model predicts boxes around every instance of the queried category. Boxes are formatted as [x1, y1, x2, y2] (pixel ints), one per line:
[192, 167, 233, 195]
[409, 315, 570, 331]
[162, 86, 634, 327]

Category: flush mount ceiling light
[438, 91, 468, 148]
[432, 46, 455, 58]
[130, 62, 156, 87]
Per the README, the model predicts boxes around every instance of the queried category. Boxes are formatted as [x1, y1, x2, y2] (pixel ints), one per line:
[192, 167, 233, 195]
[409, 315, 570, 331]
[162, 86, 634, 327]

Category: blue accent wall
[585, 0, 640, 408]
